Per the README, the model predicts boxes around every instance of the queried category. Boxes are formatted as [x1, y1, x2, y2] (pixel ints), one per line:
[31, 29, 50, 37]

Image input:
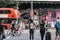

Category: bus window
[4, 20, 11, 23]
[5, 10, 11, 14]
[0, 10, 3, 13]
[0, 10, 11, 14]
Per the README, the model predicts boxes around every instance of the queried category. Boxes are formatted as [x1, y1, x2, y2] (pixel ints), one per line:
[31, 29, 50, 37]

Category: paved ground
[3, 29, 56, 40]
[4, 30, 40, 40]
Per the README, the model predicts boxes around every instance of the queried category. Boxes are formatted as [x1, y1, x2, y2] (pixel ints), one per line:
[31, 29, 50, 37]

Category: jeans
[40, 29, 45, 40]
[0, 34, 3, 40]
[29, 29, 34, 40]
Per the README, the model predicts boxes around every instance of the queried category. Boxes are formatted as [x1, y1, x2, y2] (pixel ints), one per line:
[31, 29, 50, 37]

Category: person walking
[55, 17, 60, 40]
[11, 20, 16, 36]
[29, 19, 35, 40]
[19, 18, 25, 33]
[40, 19, 45, 40]
[0, 20, 5, 40]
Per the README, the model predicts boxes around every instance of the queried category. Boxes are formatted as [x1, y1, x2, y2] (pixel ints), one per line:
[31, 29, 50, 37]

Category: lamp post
[15, 1, 19, 24]
[31, 0, 33, 12]
[30, 0, 33, 20]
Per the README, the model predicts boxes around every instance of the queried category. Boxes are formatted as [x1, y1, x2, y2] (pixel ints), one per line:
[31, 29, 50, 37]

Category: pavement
[3, 29, 56, 40]
[4, 29, 40, 40]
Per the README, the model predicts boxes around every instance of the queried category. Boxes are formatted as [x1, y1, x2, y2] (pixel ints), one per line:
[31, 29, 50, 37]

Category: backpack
[29, 23, 34, 29]
[55, 20, 60, 30]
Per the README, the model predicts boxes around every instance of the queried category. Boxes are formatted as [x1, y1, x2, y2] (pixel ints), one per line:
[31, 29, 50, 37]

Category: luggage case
[45, 32, 51, 40]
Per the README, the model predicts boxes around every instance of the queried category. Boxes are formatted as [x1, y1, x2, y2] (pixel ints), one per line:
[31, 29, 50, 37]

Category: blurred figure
[0, 20, 5, 40]
[50, 18, 55, 28]
[11, 20, 16, 36]
[40, 19, 45, 40]
[29, 19, 35, 40]
[19, 18, 25, 33]
[55, 17, 60, 40]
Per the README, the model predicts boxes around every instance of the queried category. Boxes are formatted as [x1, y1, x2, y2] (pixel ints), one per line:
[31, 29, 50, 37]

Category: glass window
[0, 10, 3, 13]
[3, 19, 11, 23]
[0, 10, 11, 14]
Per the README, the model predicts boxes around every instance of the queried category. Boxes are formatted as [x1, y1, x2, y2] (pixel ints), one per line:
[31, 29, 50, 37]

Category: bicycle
[7, 27, 21, 36]
[13, 27, 21, 36]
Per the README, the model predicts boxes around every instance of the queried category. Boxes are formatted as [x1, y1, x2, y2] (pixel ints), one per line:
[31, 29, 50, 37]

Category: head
[0, 20, 4, 25]
[12, 20, 15, 23]
[20, 18, 24, 22]
[29, 19, 33, 23]
[57, 17, 60, 20]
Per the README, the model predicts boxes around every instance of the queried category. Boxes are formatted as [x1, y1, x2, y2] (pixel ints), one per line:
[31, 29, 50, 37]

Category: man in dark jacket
[11, 20, 16, 36]
[0, 20, 5, 40]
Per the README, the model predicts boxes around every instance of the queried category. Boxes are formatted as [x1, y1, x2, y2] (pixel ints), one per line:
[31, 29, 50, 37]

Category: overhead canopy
[10, 0, 60, 1]
[2, 0, 60, 1]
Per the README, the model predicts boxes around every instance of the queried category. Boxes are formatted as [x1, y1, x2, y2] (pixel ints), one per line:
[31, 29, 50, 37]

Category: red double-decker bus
[0, 8, 20, 29]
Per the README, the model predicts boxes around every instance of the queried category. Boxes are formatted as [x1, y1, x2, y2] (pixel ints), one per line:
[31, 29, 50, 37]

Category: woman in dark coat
[40, 19, 45, 40]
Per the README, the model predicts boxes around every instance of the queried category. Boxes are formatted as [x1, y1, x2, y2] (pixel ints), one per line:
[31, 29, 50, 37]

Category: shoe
[12, 34, 15, 36]
[32, 39, 34, 40]
[2, 35, 5, 39]
[30, 38, 31, 40]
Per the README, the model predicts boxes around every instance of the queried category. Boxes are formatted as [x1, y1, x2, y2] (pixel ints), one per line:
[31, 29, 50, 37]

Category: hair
[34, 12, 36, 15]
[57, 17, 59, 19]
[29, 19, 33, 23]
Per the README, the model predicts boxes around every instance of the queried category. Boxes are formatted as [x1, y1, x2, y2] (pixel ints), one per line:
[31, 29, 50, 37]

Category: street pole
[31, 0, 33, 20]
[31, 0, 33, 12]
[16, 2, 19, 24]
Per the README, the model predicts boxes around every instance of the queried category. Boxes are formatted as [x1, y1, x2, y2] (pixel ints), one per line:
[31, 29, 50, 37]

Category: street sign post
[30, 0, 34, 20]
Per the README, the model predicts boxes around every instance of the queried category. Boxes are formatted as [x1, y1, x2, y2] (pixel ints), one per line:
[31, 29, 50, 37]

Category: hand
[45, 27, 50, 29]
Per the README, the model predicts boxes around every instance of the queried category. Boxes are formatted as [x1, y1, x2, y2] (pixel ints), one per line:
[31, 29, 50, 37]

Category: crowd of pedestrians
[0, 16, 60, 40]
[55, 17, 60, 40]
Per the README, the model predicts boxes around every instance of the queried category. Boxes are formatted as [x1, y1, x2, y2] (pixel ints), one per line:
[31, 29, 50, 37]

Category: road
[3, 29, 56, 40]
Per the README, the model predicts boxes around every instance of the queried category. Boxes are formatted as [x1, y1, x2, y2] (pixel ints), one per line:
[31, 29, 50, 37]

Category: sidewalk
[4, 29, 57, 40]
[4, 29, 40, 34]
[23, 29, 40, 34]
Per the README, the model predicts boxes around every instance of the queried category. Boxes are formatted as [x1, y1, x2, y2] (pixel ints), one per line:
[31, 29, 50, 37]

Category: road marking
[6, 36, 11, 39]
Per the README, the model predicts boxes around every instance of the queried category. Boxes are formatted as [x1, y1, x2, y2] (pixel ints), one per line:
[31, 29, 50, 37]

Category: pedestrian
[11, 20, 16, 36]
[19, 18, 25, 33]
[29, 19, 35, 40]
[50, 18, 55, 28]
[55, 17, 60, 40]
[40, 19, 45, 40]
[0, 20, 5, 40]
[14, 21, 18, 30]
